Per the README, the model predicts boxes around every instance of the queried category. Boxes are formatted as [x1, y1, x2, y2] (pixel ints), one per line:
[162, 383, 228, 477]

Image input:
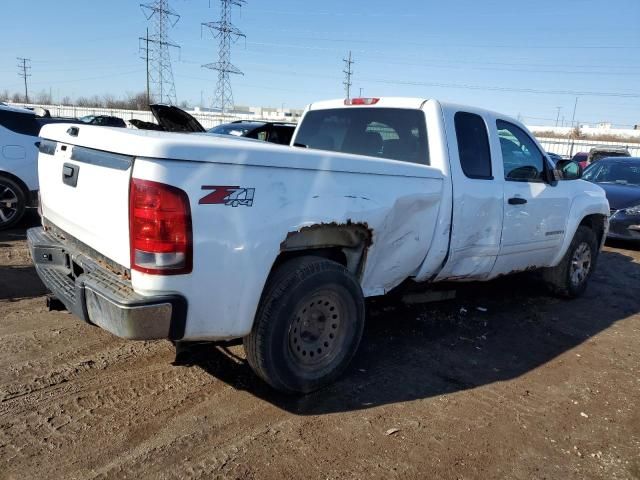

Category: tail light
[129, 178, 192, 275]
[344, 97, 380, 106]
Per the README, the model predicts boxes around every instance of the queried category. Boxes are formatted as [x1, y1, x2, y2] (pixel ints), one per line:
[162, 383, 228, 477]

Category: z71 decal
[199, 186, 255, 207]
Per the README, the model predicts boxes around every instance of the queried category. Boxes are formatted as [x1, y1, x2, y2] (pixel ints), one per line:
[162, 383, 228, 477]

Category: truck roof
[306, 97, 519, 125]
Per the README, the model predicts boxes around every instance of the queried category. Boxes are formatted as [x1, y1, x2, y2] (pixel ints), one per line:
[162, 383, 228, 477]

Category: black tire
[244, 256, 365, 394]
[0, 176, 27, 231]
[543, 225, 598, 298]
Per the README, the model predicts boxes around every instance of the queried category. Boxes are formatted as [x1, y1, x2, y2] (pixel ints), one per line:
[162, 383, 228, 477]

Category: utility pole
[140, 1, 180, 105]
[569, 97, 580, 158]
[555, 106, 562, 127]
[16, 57, 31, 103]
[359, 87, 363, 97]
[202, 0, 246, 119]
[139, 27, 151, 105]
[570, 97, 579, 127]
[343, 51, 354, 100]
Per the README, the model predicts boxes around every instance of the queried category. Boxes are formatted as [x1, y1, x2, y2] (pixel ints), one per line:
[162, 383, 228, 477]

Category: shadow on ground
[0, 265, 48, 301]
[0, 212, 44, 300]
[177, 248, 640, 415]
[0, 210, 40, 243]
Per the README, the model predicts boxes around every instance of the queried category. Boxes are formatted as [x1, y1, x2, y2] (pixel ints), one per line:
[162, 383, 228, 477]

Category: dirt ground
[0, 213, 638, 480]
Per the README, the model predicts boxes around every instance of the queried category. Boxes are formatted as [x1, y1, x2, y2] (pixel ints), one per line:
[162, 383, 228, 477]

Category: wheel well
[274, 223, 372, 277]
[579, 214, 607, 245]
[0, 171, 30, 199]
[273, 247, 348, 271]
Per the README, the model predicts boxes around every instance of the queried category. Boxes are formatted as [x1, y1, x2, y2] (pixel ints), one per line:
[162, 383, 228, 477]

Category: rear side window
[294, 108, 429, 165]
[454, 112, 492, 179]
[0, 109, 40, 137]
[268, 125, 294, 145]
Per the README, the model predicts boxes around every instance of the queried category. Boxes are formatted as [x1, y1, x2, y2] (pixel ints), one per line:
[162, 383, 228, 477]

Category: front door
[492, 120, 570, 275]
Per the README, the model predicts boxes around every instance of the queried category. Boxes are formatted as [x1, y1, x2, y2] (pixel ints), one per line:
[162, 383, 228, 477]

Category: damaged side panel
[133, 158, 445, 340]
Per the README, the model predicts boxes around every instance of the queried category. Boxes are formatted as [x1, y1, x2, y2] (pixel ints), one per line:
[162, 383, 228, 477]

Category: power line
[140, 0, 180, 105]
[343, 51, 354, 100]
[202, 0, 246, 117]
[182, 62, 640, 99]
[16, 57, 31, 102]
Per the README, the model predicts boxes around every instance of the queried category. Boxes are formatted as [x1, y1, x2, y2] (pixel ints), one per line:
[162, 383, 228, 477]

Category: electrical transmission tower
[140, 0, 180, 105]
[343, 51, 354, 100]
[16, 57, 31, 103]
[202, 0, 246, 117]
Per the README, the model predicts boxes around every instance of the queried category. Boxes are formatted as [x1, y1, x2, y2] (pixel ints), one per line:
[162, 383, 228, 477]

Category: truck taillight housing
[129, 178, 193, 275]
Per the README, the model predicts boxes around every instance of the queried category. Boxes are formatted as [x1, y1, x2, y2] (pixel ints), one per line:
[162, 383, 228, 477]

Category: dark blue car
[583, 157, 640, 241]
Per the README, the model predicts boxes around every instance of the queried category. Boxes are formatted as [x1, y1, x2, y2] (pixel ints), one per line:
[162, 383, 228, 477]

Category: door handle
[62, 163, 79, 187]
[508, 197, 527, 205]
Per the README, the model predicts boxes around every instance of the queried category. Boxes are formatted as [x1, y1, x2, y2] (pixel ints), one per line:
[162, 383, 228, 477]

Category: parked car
[208, 120, 296, 145]
[546, 152, 563, 164]
[586, 146, 631, 165]
[0, 104, 81, 229]
[583, 157, 640, 241]
[79, 115, 127, 128]
[571, 151, 589, 170]
[28, 97, 608, 393]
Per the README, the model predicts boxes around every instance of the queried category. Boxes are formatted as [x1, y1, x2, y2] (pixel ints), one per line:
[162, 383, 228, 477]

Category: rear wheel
[543, 226, 598, 298]
[0, 176, 27, 231]
[244, 256, 365, 394]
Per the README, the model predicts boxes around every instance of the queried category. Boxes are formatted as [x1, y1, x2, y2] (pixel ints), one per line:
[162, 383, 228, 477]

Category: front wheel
[244, 256, 365, 394]
[543, 225, 598, 298]
[0, 176, 27, 231]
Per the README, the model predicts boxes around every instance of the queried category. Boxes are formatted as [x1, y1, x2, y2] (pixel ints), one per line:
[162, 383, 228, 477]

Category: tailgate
[38, 129, 132, 268]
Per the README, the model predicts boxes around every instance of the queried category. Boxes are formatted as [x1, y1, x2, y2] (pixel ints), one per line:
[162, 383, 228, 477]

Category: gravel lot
[1, 213, 639, 479]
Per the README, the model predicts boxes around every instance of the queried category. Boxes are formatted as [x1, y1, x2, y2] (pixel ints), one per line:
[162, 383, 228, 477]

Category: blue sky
[1, 0, 639, 127]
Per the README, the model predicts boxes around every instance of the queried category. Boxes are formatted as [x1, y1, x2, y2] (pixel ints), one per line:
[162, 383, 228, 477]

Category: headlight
[625, 204, 640, 215]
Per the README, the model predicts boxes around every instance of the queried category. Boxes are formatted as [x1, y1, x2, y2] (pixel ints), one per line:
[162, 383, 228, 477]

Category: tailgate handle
[62, 163, 80, 187]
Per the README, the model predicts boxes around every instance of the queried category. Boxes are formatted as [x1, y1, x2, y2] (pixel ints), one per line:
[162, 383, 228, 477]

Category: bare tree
[76, 97, 91, 107]
[35, 90, 53, 105]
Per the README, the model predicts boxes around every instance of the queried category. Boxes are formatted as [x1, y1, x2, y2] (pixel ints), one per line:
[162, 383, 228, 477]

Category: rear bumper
[27, 226, 187, 340]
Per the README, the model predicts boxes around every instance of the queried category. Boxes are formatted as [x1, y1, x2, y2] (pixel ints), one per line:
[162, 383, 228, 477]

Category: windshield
[79, 115, 95, 123]
[209, 123, 261, 137]
[583, 162, 640, 186]
[294, 107, 429, 165]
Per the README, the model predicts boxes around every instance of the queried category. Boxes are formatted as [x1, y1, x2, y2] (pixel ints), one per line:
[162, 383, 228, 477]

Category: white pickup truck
[28, 97, 609, 393]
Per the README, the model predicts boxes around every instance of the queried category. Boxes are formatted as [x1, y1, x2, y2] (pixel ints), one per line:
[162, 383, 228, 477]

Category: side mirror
[555, 159, 582, 180]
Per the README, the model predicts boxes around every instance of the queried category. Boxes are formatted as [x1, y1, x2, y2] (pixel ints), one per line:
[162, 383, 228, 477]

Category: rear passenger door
[492, 119, 570, 274]
[435, 111, 503, 281]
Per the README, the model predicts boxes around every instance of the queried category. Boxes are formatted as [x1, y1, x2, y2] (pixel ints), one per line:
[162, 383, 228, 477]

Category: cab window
[497, 120, 545, 182]
[454, 112, 492, 179]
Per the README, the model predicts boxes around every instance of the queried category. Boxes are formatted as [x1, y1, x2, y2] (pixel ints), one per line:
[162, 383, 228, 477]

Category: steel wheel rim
[288, 289, 349, 371]
[0, 185, 19, 225]
[570, 241, 592, 287]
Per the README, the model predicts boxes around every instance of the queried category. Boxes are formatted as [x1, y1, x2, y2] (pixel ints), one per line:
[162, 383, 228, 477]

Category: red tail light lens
[129, 178, 192, 275]
[344, 97, 380, 106]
